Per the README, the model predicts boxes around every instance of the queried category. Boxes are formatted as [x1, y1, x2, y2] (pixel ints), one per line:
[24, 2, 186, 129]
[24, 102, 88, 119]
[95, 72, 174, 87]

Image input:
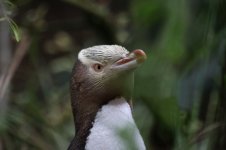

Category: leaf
[0, 17, 6, 22]
[8, 18, 21, 42]
[4, 0, 15, 7]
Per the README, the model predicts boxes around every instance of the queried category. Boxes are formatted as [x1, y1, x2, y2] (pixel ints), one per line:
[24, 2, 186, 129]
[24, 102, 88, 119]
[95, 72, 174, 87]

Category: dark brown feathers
[68, 60, 117, 150]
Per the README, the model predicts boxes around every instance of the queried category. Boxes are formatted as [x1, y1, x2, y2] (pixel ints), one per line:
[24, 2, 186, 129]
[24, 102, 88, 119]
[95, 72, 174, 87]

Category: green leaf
[4, 0, 15, 7]
[8, 18, 21, 42]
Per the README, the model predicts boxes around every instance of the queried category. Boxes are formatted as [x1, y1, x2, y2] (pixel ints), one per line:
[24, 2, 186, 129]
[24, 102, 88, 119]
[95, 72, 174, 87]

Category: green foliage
[8, 18, 21, 42]
[1, 0, 21, 41]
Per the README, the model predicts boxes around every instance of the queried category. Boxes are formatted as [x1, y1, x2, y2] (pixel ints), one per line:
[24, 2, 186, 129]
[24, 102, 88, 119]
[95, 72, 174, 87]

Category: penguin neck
[86, 98, 133, 144]
[68, 96, 131, 150]
[68, 93, 104, 150]
[68, 86, 124, 150]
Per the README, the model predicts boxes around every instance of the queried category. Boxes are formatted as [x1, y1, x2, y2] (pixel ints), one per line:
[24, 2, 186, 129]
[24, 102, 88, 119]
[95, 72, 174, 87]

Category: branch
[0, 32, 30, 101]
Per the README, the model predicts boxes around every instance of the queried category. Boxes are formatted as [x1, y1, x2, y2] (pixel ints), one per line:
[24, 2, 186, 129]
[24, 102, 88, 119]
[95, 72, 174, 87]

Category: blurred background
[0, 0, 226, 149]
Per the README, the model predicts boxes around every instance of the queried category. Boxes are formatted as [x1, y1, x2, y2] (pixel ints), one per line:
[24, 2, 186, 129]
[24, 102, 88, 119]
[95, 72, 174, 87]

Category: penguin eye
[93, 64, 104, 72]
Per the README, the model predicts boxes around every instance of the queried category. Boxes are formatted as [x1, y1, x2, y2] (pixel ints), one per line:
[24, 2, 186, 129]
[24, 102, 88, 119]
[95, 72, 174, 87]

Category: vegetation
[0, 0, 226, 149]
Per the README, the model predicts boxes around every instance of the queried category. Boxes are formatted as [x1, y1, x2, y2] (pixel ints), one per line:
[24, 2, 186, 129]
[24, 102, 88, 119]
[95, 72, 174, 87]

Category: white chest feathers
[85, 98, 146, 150]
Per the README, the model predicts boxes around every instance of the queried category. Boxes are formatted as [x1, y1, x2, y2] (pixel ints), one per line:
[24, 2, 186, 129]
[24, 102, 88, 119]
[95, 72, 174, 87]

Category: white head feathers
[78, 45, 129, 65]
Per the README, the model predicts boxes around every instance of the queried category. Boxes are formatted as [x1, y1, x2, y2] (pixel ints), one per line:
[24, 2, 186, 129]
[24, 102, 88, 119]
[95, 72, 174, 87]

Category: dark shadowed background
[0, 0, 226, 149]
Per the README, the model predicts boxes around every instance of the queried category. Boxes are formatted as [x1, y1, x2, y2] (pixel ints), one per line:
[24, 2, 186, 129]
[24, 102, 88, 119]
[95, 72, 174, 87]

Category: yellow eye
[93, 64, 103, 72]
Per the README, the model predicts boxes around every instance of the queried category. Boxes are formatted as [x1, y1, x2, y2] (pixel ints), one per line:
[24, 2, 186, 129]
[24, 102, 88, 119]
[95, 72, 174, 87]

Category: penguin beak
[111, 49, 147, 70]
